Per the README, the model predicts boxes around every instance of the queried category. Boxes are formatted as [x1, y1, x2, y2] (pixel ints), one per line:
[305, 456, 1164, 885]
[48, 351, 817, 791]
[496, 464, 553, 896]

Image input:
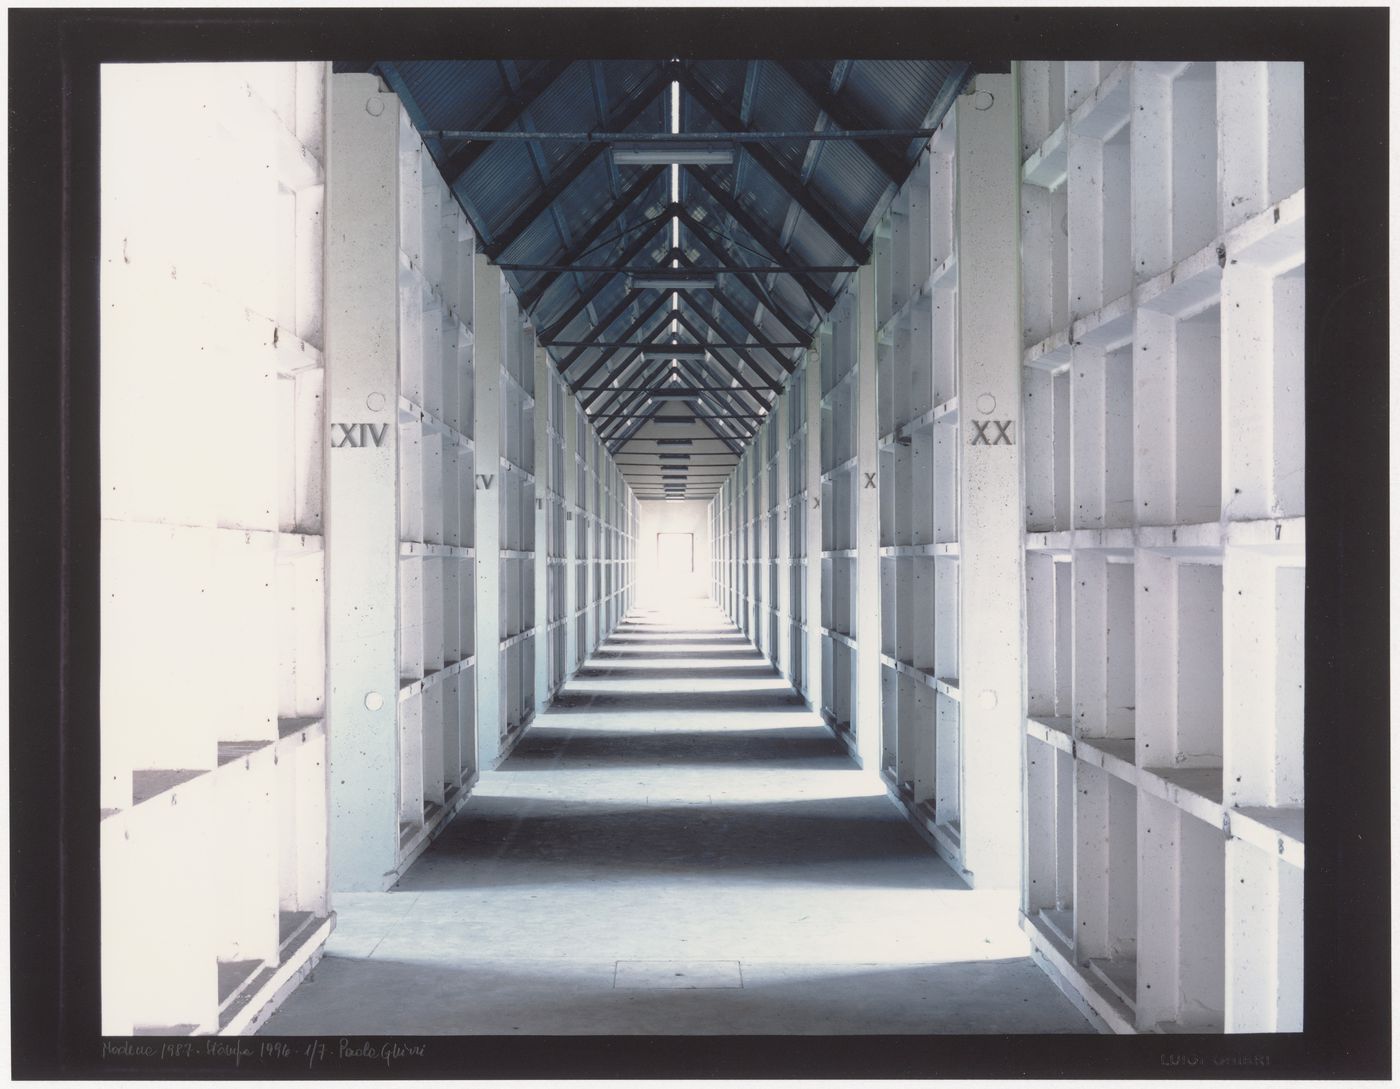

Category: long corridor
[262, 602, 1090, 1035]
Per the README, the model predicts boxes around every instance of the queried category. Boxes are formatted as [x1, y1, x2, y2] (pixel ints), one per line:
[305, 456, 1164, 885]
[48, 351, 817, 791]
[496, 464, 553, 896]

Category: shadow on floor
[571, 663, 781, 680]
[260, 954, 1093, 1035]
[504, 725, 847, 769]
[604, 635, 753, 645]
[547, 689, 809, 713]
[592, 648, 769, 660]
[399, 793, 960, 892]
[257, 605, 1096, 1037]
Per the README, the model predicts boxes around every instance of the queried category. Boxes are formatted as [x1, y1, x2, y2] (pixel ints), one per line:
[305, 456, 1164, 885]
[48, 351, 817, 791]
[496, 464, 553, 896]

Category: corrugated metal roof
[809, 139, 892, 225]
[460, 140, 539, 234]
[746, 68, 822, 177]
[352, 55, 974, 469]
[391, 59, 503, 131]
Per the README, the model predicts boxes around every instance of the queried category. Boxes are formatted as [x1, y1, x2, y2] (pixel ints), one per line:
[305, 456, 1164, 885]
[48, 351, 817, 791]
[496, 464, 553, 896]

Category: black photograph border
[9, 5, 1390, 1079]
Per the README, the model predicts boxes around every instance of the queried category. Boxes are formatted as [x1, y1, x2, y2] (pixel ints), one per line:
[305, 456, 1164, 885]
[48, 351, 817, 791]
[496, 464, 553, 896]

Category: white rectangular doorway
[656, 532, 694, 578]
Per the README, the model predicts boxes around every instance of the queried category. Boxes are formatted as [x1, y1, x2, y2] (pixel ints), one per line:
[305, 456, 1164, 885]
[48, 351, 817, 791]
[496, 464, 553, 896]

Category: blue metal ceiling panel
[808, 138, 891, 224]
[745, 65, 824, 177]
[522, 65, 604, 173]
[845, 60, 968, 130]
[547, 163, 620, 236]
[367, 54, 974, 443]
[458, 140, 540, 237]
[598, 60, 667, 107]
[685, 60, 747, 104]
[770, 275, 810, 320]
[392, 60, 505, 130]
[784, 214, 853, 272]
[498, 215, 567, 291]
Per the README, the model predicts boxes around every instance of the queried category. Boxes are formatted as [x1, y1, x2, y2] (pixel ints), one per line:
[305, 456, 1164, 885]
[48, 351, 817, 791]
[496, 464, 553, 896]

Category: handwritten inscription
[1160, 1052, 1270, 1068]
[100, 1037, 428, 1071]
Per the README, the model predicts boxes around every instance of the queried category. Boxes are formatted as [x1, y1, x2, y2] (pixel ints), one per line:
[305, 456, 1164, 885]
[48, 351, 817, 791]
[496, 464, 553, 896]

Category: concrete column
[756, 422, 770, 659]
[760, 431, 770, 652]
[737, 450, 748, 633]
[325, 73, 401, 891]
[533, 342, 551, 707]
[854, 266, 882, 771]
[563, 401, 579, 675]
[473, 255, 503, 768]
[955, 71, 1024, 889]
[804, 346, 824, 712]
[775, 391, 792, 680]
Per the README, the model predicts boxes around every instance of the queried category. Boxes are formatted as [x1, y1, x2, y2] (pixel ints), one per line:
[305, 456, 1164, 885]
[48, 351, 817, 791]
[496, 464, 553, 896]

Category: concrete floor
[261, 601, 1092, 1035]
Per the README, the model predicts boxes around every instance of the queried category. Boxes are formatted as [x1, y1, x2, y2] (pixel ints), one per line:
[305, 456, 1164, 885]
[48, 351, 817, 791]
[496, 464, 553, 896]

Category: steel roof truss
[483, 65, 671, 261]
[683, 167, 838, 312]
[676, 66, 870, 265]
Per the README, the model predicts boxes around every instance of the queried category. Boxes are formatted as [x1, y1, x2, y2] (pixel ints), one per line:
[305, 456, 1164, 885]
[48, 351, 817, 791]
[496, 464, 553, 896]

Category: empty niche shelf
[1019, 60, 1304, 1035]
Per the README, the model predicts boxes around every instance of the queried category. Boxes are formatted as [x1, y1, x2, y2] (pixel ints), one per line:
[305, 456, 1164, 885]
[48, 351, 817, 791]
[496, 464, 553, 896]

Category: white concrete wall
[637, 499, 712, 604]
[100, 60, 331, 1035]
[1018, 60, 1305, 1035]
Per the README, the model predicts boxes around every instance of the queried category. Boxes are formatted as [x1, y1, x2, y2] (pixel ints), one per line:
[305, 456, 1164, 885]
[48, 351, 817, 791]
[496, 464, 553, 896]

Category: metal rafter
[669, 309, 778, 407]
[639, 451, 734, 460]
[683, 167, 837, 312]
[589, 61, 621, 197]
[592, 410, 760, 421]
[516, 166, 666, 310]
[583, 294, 776, 420]
[676, 66, 871, 265]
[673, 213, 812, 346]
[441, 60, 573, 186]
[634, 354, 763, 430]
[579, 384, 758, 393]
[568, 300, 677, 394]
[675, 291, 786, 389]
[795, 61, 850, 186]
[505, 264, 852, 277]
[607, 390, 746, 453]
[613, 421, 748, 457]
[605, 398, 666, 447]
[563, 341, 805, 351]
[674, 225, 812, 348]
[696, 284, 798, 374]
[603, 366, 746, 453]
[595, 350, 755, 442]
[484, 65, 671, 261]
[496, 61, 588, 319]
[428, 127, 943, 144]
[619, 471, 737, 478]
[775, 60, 907, 183]
[626, 407, 745, 460]
[673, 246, 809, 354]
[555, 288, 660, 369]
[578, 311, 688, 410]
[674, 358, 764, 433]
[594, 358, 678, 436]
[538, 214, 673, 343]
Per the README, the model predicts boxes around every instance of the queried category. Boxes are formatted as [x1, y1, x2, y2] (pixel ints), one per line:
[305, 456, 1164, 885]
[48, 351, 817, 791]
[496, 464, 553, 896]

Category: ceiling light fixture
[627, 273, 717, 291]
[613, 144, 735, 166]
[640, 346, 706, 360]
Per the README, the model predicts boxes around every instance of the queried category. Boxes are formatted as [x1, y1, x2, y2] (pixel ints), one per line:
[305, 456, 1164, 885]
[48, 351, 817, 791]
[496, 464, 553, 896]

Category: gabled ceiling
[336, 58, 974, 500]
